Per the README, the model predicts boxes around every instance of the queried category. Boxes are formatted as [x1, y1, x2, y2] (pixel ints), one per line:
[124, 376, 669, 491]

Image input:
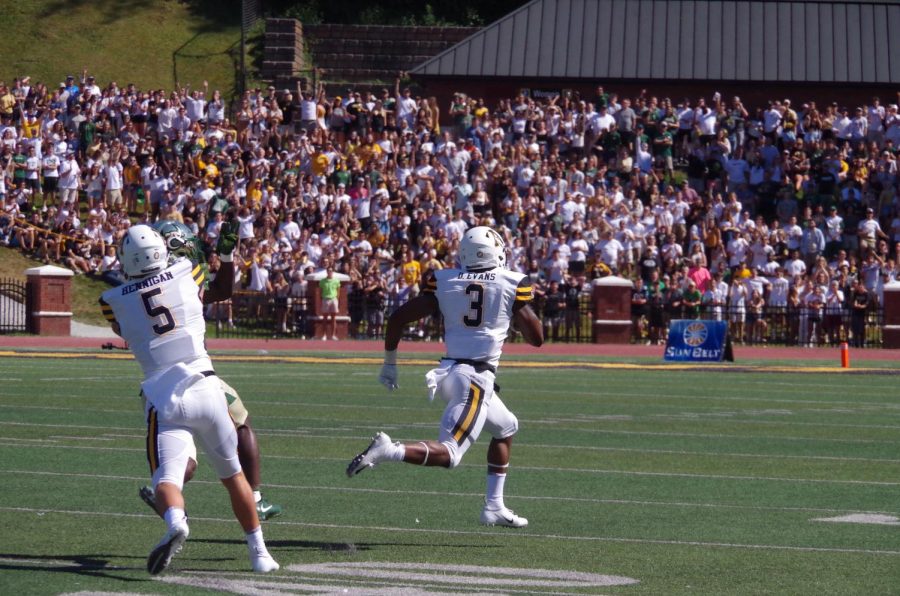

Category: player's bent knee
[493, 414, 519, 440]
[154, 469, 186, 491]
[442, 440, 464, 468]
[183, 457, 198, 483]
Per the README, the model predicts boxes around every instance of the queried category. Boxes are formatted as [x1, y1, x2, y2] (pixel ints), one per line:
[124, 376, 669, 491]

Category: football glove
[379, 364, 398, 391]
[379, 349, 398, 391]
[216, 220, 239, 256]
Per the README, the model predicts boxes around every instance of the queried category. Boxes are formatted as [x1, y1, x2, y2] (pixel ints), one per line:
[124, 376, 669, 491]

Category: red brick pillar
[881, 280, 900, 348]
[591, 276, 634, 343]
[26, 265, 74, 336]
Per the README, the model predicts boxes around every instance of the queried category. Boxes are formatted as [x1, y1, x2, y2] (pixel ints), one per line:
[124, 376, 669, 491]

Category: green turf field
[1, 352, 899, 595]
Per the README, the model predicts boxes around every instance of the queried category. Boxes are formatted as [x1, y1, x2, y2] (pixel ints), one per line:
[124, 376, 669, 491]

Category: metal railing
[213, 290, 597, 342]
[633, 303, 884, 348]
[212, 291, 884, 347]
[0, 278, 27, 334]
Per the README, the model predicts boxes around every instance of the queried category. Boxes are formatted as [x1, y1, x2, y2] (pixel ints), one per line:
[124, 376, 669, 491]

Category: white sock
[485, 472, 507, 510]
[253, 490, 262, 504]
[390, 442, 406, 462]
[246, 526, 268, 554]
[164, 506, 187, 530]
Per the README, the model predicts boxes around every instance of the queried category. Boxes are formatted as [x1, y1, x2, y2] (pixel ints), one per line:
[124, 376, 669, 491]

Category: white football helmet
[459, 226, 507, 271]
[120, 224, 168, 279]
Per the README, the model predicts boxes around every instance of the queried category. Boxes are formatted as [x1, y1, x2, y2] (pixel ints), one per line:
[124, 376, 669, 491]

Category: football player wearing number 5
[99, 225, 278, 575]
[347, 226, 543, 527]
[137, 220, 282, 522]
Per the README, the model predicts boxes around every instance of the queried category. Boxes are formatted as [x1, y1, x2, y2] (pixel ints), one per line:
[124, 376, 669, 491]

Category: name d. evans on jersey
[120, 270, 175, 295]
[456, 272, 497, 281]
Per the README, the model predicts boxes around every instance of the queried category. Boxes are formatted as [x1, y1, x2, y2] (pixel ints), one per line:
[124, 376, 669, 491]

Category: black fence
[213, 289, 598, 342]
[0, 278, 27, 334]
[213, 290, 884, 348]
[633, 303, 884, 348]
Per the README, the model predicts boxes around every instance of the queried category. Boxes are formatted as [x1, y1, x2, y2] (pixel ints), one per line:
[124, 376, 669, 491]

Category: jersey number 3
[463, 284, 484, 327]
[141, 288, 176, 335]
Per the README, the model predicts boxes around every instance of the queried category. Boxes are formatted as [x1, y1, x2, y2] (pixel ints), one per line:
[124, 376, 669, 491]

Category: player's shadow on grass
[0, 553, 145, 582]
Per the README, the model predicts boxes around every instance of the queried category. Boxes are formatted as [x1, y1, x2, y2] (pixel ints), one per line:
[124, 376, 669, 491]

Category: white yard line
[3, 469, 898, 515]
[7, 407, 900, 445]
[3, 421, 899, 463]
[1, 505, 898, 557]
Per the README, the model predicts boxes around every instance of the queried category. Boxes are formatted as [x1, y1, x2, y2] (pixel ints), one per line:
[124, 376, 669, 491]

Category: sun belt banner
[664, 320, 731, 362]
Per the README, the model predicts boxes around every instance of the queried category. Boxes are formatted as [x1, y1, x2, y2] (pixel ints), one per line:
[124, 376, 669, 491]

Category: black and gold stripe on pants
[146, 406, 160, 475]
[450, 381, 485, 445]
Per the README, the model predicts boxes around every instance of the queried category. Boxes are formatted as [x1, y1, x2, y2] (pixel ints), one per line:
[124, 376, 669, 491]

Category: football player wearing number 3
[347, 226, 544, 527]
[99, 225, 278, 575]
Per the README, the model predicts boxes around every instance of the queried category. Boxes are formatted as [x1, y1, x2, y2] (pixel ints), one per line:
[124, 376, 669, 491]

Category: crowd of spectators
[1, 69, 898, 345]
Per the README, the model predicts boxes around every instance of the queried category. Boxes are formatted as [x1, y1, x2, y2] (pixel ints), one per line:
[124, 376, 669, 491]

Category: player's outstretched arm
[204, 260, 234, 303]
[204, 221, 239, 304]
[384, 293, 439, 351]
[379, 293, 439, 391]
[513, 302, 544, 347]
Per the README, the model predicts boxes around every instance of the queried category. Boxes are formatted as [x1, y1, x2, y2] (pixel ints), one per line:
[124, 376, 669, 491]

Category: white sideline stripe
[2, 506, 899, 557]
[3, 423, 900, 466]
[0, 442, 144, 453]
[535, 415, 900, 433]
[1, 404, 133, 414]
[0, 416, 900, 445]
[5, 392, 900, 433]
[32, 376, 135, 382]
[3, 470, 897, 517]
[522, 465, 900, 486]
[518, 443, 900, 464]
[10, 387, 900, 418]
[0, 442, 897, 486]
[521, 388, 900, 408]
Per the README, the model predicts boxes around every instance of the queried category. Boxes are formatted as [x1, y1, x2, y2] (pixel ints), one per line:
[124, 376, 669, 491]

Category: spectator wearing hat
[858, 207, 888, 251]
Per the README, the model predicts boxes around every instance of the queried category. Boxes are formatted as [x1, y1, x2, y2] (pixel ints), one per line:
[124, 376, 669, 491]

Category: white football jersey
[427, 267, 533, 368]
[100, 258, 209, 379]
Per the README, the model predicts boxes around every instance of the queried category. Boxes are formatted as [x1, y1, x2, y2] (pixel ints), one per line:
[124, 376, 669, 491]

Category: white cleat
[346, 432, 394, 477]
[249, 546, 280, 573]
[480, 506, 528, 528]
[147, 521, 189, 575]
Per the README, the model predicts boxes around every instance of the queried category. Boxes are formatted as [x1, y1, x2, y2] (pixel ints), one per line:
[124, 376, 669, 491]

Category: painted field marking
[6, 404, 900, 446]
[813, 513, 900, 526]
[2, 349, 896, 375]
[5, 419, 898, 464]
[189, 562, 639, 590]
[3, 469, 899, 518]
[3, 505, 900, 556]
[1, 440, 897, 486]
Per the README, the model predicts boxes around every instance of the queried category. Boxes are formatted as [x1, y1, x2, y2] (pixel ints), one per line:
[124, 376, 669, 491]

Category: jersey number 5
[463, 283, 484, 327]
[141, 288, 176, 335]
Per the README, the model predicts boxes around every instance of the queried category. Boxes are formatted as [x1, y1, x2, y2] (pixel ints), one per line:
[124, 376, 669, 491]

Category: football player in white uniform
[99, 225, 279, 575]
[346, 226, 544, 527]
[137, 220, 282, 521]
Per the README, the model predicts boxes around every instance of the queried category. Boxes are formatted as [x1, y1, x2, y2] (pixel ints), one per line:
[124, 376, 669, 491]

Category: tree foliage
[269, 0, 529, 26]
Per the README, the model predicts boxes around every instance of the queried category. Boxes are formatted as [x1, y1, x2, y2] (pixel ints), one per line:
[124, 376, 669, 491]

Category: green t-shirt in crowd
[319, 276, 340, 300]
